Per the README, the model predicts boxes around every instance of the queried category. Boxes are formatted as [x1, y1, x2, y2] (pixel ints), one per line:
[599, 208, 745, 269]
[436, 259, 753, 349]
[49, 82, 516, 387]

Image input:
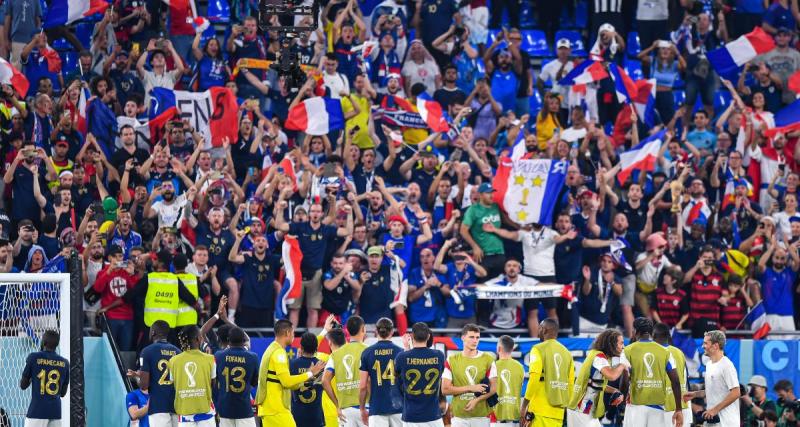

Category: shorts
[465, 6, 488, 45]
[566, 409, 602, 427]
[523, 275, 558, 311]
[219, 418, 257, 427]
[289, 269, 323, 310]
[452, 417, 490, 427]
[149, 413, 179, 427]
[766, 314, 796, 332]
[530, 415, 562, 427]
[370, 413, 403, 427]
[403, 420, 445, 427]
[261, 412, 296, 427]
[620, 274, 636, 307]
[341, 407, 367, 427]
[178, 419, 215, 427]
[24, 420, 60, 427]
[622, 405, 668, 427]
[663, 408, 692, 427]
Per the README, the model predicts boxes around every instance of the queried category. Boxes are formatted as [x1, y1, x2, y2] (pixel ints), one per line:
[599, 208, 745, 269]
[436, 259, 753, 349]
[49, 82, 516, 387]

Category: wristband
[212, 313, 220, 321]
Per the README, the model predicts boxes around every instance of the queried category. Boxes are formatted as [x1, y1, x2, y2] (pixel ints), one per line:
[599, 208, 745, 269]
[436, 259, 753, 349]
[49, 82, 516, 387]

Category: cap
[556, 38, 571, 49]
[645, 233, 667, 252]
[344, 248, 368, 261]
[55, 139, 69, 147]
[103, 197, 119, 222]
[748, 375, 768, 388]
[387, 215, 407, 225]
[656, 40, 672, 49]
[367, 246, 384, 257]
[777, 27, 794, 35]
[117, 50, 129, 57]
[477, 183, 495, 194]
[734, 177, 750, 188]
[578, 188, 596, 199]
[387, 73, 401, 80]
[599, 23, 615, 34]
[418, 144, 438, 157]
[58, 170, 74, 178]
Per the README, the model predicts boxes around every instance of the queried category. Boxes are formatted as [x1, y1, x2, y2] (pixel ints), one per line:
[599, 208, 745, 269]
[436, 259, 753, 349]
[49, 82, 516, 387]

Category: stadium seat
[59, 51, 79, 77]
[554, 30, 586, 57]
[487, 29, 507, 50]
[521, 29, 551, 57]
[75, 22, 94, 50]
[673, 90, 685, 106]
[52, 38, 72, 51]
[626, 31, 641, 58]
[624, 59, 644, 80]
[207, 0, 231, 23]
[529, 89, 543, 112]
[475, 57, 486, 75]
[574, 0, 588, 28]
[714, 90, 733, 113]
[520, 0, 536, 29]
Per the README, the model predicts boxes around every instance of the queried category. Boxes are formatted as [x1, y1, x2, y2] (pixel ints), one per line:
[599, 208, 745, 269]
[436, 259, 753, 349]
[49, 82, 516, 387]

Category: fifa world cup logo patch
[643, 353, 655, 378]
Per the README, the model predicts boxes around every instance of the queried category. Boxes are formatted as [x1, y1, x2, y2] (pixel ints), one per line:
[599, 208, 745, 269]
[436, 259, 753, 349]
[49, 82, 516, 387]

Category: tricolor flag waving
[739, 302, 771, 340]
[707, 27, 775, 81]
[0, 58, 29, 98]
[632, 79, 657, 127]
[44, 0, 110, 28]
[617, 129, 665, 185]
[683, 199, 711, 232]
[558, 60, 608, 86]
[416, 93, 450, 133]
[149, 87, 239, 147]
[285, 97, 345, 136]
[276, 236, 303, 320]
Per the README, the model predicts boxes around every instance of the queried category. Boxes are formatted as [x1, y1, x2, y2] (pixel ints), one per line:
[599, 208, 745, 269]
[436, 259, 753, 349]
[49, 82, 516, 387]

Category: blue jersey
[214, 347, 259, 419]
[126, 389, 149, 427]
[140, 341, 180, 415]
[22, 350, 69, 419]
[360, 340, 403, 416]
[289, 356, 325, 427]
[394, 347, 445, 423]
[288, 222, 339, 271]
[444, 263, 477, 319]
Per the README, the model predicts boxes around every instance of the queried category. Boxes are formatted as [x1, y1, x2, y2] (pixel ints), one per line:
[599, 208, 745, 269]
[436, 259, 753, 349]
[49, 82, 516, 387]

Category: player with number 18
[20, 330, 69, 427]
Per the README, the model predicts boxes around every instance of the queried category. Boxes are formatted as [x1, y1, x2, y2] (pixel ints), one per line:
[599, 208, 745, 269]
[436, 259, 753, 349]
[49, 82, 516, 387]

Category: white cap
[656, 40, 672, 49]
[556, 38, 571, 49]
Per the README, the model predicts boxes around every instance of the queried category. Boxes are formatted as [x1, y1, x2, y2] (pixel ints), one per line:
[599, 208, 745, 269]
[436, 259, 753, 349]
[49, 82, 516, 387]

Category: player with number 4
[20, 330, 69, 427]
[442, 323, 497, 427]
[358, 317, 404, 426]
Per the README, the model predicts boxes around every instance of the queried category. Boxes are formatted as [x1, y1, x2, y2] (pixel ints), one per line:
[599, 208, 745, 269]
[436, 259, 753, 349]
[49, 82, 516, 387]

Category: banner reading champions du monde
[753, 340, 800, 398]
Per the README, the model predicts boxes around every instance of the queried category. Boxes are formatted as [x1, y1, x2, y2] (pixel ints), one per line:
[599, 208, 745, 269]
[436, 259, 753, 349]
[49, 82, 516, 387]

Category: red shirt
[93, 267, 138, 320]
[689, 270, 724, 326]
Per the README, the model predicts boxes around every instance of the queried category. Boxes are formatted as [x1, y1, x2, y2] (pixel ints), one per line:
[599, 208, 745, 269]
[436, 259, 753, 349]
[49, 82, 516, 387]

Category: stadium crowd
[5, 0, 800, 424]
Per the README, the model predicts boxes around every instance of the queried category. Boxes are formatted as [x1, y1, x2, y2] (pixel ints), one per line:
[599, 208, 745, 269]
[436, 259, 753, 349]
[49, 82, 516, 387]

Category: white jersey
[517, 227, 558, 277]
[704, 356, 740, 426]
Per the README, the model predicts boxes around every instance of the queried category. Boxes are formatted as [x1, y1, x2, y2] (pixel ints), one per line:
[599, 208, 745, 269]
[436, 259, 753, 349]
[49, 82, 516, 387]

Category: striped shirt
[594, 0, 622, 13]
[689, 271, 723, 325]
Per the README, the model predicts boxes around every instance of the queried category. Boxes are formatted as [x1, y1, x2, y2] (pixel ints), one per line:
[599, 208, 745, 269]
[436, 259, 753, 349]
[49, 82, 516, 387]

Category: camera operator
[775, 380, 800, 426]
[743, 375, 779, 426]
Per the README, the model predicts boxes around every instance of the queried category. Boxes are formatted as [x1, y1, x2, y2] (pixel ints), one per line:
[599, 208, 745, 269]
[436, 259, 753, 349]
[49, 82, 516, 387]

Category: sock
[228, 309, 237, 323]
[395, 311, 408, 335]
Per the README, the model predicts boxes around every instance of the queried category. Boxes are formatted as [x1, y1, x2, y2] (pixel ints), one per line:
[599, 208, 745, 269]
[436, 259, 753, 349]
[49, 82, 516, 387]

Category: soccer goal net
[0, 273, 71, 426]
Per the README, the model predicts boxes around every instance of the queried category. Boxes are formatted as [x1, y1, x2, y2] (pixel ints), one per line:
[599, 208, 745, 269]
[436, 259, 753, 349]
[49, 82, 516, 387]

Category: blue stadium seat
[52, 38, 71, 51]
[529, 89, 543, 112]
[624, 58, 644, 80]
[59, 51, 79, 77]
[75, 22, 94, 50]
[521, 29, 551, 57]
[520, 0, 536, 29]
[673, 90, 685, 106]
[627, 31, 641, 58]
[475, 57, 486, 75]
[554, 30, 586, 57]
[487, 29, 507, 50]
[574, 0, 588, 28]
[207, 0, 231, 23]
[714, 90, 733, 113]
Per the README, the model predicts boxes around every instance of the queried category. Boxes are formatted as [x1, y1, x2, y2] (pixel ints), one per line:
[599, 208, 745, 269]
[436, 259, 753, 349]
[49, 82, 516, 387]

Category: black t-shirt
[322, 268, 356, 314]
[748, 81, 783, 113]
[615, 199, 649, 232]
[433, 87, 467, 111]
[110, 147, 149, 176]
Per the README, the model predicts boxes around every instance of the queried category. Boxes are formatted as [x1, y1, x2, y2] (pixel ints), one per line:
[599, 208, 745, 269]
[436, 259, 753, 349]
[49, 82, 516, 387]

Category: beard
[163, 192, 175, 201]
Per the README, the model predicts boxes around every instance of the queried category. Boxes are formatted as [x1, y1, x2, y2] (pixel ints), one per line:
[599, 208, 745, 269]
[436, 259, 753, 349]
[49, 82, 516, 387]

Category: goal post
[0, 273, 71, 425]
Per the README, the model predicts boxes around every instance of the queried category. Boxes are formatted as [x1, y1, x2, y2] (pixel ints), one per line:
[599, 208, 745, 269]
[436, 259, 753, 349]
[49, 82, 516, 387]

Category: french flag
[0, 58, 29, 98]
[632, 79, 657, 127]
[764, 98, 800, 138]
[416, 94, 450, 133]
[609, 64, 638, 103]
[285, 97, 345, 136]
[559, 60, 608, 86]
[276, 236, 303, 320]
[720, 174, 754, 210]
[741, 302, 771, 339]
[149, 87, 180, 143]
[708, 27, 775, 81]
[44, 0, 110, 28]
[76, 87, 91, 134]
[507, 128, 528, 161]
[617, 129, 665, 184]
[683, 199, 711, 229]
[41, 45, 63, 74]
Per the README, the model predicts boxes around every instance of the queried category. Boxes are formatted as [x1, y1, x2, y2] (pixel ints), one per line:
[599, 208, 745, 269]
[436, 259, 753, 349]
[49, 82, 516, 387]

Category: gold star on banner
[516, 210, 528, 222]
[531, 176, 544, 187]
[514, 174, 525, 185]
